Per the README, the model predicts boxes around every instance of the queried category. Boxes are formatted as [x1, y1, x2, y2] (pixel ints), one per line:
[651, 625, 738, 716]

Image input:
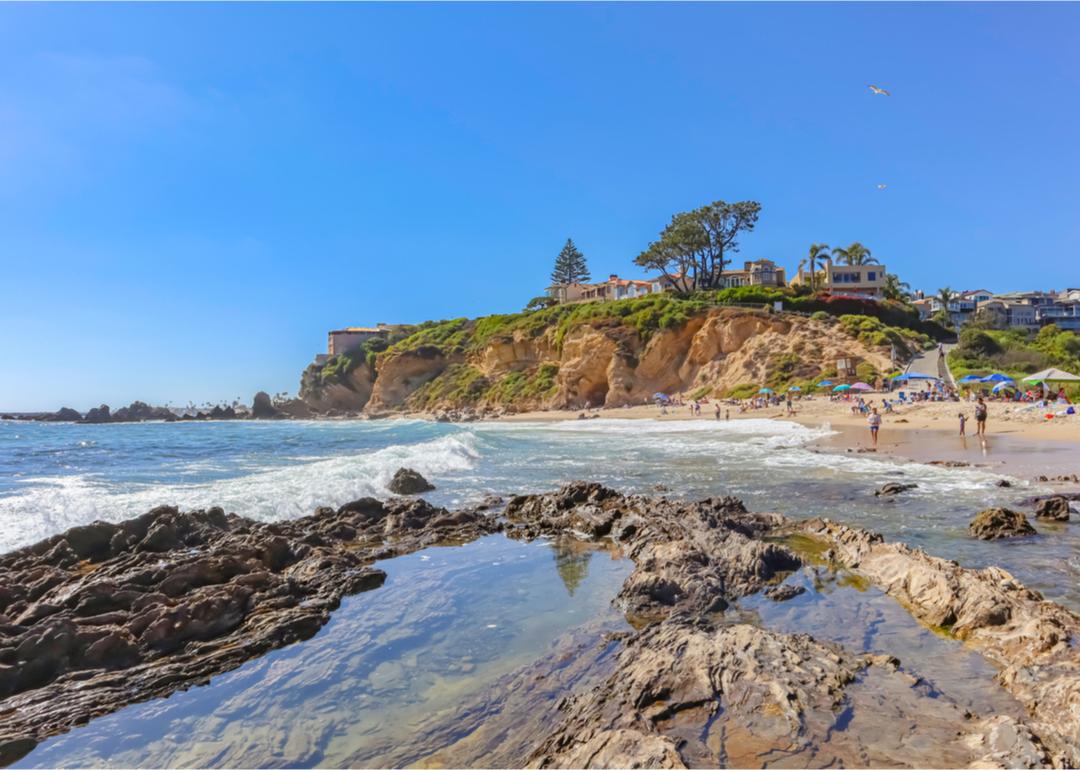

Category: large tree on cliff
[633, 200, 761, 292]
[550, 238, 591, 285]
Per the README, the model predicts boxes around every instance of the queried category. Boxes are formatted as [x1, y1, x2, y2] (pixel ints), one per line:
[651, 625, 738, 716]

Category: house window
[867, 271, 876, 282]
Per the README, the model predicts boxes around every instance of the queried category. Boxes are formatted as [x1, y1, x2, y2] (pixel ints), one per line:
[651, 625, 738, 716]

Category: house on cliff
[547, 274, 667, 304]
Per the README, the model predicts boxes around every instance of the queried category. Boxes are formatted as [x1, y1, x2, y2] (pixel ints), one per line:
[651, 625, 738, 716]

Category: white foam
[0, 433, 479, 553]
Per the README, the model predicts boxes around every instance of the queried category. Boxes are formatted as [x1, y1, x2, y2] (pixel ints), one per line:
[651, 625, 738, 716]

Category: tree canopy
[633, 200, 762, 292]
[832, 242, 878, 266]
[550, 238, 590, 285]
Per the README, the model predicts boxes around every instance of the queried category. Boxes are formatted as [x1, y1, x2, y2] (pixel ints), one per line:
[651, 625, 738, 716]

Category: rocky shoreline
[2, 484, 1080, 767]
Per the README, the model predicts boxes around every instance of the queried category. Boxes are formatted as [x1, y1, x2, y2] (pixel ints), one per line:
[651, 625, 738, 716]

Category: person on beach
[714, 402, 721, 421]
[975, 397, 988, 436]
[958, 412, 966, 437]
[868, 407, 881, 448]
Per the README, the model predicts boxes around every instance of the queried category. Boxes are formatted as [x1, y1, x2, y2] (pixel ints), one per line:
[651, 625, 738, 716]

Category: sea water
[1, 417, 1075, 608]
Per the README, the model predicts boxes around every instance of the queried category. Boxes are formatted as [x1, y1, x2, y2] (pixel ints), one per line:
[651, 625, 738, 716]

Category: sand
[496, 397, 1080, 481]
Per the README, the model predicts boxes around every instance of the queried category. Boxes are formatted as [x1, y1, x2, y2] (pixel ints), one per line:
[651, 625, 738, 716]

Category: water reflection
[18, 535, 632, 769]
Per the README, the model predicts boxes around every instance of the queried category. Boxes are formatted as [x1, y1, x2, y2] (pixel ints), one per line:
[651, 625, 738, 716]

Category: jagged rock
[0, 498, 499, 760]
[81, 405, 111, 423]
[875, 482, 918, 496]
[251, 391, 278, 419]
[1034, 496, 1071, 521]
[387, 468, 435, 495]
[40, 407, 82, 422]
[969, 507, 1037, 540]
[110, 401, 174, 422]
[997, 479, 1013, 488]
[764, 583, 806, 601]
[930, 460, 970, 467]
[1035, 474, 1079, 483]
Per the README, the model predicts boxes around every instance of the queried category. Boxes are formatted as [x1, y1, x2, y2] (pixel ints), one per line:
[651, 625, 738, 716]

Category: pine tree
[550, 238, 590, 285]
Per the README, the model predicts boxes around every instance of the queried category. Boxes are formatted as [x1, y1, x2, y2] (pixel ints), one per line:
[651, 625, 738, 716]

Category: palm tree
[806, 243, 830, 291]
[831, 242, 878, 266]
[882, 274, 911, 301]
[937, 286, 954, 307]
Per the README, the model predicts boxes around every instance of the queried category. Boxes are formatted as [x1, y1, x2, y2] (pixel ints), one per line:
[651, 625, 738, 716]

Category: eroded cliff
[301, 302, 922, 416]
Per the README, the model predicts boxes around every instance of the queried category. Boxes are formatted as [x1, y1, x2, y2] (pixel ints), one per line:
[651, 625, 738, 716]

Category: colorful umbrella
[817, 380, 834, 388]
[852, 382, 873, 391]
[833, 384, 851, 392]
[958, 374, 983, 384]
[981, 373, 1014, 383]
[758, 387, 774, 394]
[788, 385, 802, 392]
[991, 381, 1014, 393]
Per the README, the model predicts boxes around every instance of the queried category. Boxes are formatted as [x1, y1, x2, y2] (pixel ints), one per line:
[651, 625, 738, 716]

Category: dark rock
[110, 401, 174, 422]
[41, 407, 82, 422]
[969, 507, 1037, 540]
[387, 467, 435, 495]
[1034, 496, 1071, 521]
[764, 583, 806, 602]
[81, 405, 112, 424]
[251, 392, 279, 419]
[996, 479, 1013, 488]
[930, 460, 970, 468]
[875, 482, 918, 497]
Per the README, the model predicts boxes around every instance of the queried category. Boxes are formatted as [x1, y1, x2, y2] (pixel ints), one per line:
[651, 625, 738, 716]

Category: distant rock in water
[764, 583, 806, 602]
[111, 401, 174, 422]
[969, 507, 1037, 540]
[875, 482, 918, 497]
[1034, 496, 1072, 521]
[251, 391, 279, 419]
[82, 404, 112, 424]
[388, 467, 435, 495]
[40, 407, 82, 422]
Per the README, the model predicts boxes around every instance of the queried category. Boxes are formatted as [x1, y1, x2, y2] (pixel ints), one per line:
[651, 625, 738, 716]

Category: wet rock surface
[0, 498, 499, 764]
[5, 483, 1080, 768]
[875, 482, 918, 496]
[1034, 496, 1072, 521]
[387, 467, 436, 495]
[969, 507, 1038, 540]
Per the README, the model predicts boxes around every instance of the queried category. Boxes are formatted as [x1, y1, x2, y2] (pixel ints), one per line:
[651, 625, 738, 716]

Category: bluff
[300, 296, 930, 416]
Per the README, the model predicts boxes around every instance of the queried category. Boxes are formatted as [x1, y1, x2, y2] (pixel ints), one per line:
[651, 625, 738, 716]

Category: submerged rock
[1034, 496, 1072, 521]
[969, 507, 1037, 540]
[875, 482, 918, 496]
[388, 467, 435, 495]
[764, 583, 806, 601]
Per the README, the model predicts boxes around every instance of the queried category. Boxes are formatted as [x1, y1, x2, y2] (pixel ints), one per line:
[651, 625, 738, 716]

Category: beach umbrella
[833, 384, 851, 392]
[758, 387, 774, 394]
[787, 385, 801, 392]
[958, 374, 983, 384]
[652, 392, 670, 403]
[852, 382, 873, 391]
[991, 381, 1014, 393]
[981, 373, 1014, 383]
[817, 380, 834, 388]
[1022, 368, 1080, 384]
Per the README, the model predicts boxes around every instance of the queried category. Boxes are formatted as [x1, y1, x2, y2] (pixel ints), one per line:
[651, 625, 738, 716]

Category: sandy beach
[499, 397, 1080, 480]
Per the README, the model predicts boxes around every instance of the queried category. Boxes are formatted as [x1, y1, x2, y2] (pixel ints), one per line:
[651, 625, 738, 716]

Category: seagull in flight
[868, 85, 891, 96]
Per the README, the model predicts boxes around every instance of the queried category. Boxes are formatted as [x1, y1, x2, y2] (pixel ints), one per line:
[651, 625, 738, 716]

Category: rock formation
[299, 307, 901, 416]
[387, 467, 436, 495]
[1034, 496, 1072, 521]
[250, 391, 279, 419]
[875, 482, 918, 496]
[968, 507, 1038, 540]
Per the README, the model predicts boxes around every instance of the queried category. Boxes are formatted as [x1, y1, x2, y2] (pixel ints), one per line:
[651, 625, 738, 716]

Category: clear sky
[1, 2, 1077, 411]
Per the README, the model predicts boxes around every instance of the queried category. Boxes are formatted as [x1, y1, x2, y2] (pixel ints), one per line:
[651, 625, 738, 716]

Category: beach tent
[758, 387, 774, 394]
[1022, 368, 1080, 384]
[981, 373, 1014, 383]
[817, 380, 834, 388]
[895, 372, 940, 381]
[851, 382, 873, 391]
[833, 384, 851, 392]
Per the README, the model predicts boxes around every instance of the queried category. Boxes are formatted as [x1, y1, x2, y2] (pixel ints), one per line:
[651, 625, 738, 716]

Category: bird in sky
[868, 85, 891, 96]
[877, 183, 888, 190]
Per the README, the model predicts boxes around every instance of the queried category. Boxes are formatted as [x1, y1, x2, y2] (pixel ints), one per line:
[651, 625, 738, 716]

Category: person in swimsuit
[975, 397, 988, 436]
[868, 407, 882, 448]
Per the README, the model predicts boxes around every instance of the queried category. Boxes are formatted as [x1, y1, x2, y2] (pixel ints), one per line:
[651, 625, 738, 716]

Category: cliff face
[300, 306, 906, 416]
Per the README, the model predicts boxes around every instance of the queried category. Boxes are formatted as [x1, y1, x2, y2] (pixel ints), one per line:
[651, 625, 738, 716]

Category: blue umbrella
[833, 384, 851, 392]
[652, 392, 670, 402]
[895, 372, 940, 381]
[759, 387, 774, 394]
[958, 374, 983, 384]
[817, 380, 834, 388]
[981, 373, 1014, 383]
[788, 385, 801, 392]
[991, 381, 1014, 393]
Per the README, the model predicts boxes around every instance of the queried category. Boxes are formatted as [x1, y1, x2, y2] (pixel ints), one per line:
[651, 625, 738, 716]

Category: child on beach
[958, 412, 966, 436]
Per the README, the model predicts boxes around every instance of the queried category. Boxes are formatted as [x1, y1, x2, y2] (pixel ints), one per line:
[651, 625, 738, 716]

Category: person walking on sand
[975, 397, 988, 436]
[868, 407, 882, 448]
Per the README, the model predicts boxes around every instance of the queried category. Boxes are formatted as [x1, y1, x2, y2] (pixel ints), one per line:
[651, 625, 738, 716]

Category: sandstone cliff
[301, 304, 920, 416]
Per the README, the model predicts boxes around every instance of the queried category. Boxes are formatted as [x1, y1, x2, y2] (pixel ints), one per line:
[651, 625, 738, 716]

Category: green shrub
[726, 383, 761, 399]
[811, 310, 829, 321]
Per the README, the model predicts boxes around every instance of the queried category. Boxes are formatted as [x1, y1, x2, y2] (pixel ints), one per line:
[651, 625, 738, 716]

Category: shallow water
[2, 417, 1075, 609]
[16, 535, 633, 768]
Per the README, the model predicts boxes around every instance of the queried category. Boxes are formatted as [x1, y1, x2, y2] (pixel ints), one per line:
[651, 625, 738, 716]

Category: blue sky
[1, 3, 1077, 411]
